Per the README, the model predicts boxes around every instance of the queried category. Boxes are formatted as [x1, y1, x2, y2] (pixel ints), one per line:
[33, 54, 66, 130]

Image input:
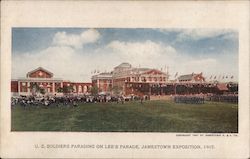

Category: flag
[174, 72, 178, 78]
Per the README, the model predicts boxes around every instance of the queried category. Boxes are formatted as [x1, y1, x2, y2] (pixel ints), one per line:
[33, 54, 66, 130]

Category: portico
[17, 78, 63, 96]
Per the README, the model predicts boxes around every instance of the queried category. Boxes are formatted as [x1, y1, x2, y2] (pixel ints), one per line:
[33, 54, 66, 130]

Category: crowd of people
[11, 92, 238, 108]
[11, 94, 148, 108]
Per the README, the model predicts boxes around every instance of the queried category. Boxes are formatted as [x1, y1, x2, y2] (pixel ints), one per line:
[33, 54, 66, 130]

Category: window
[141, 77, 146, 82]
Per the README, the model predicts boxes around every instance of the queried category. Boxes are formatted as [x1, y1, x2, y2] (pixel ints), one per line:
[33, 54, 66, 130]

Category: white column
[83, 85, 87, 93]
[60, 82, 63, 88]
[27, 82, 30, 94]
[52, 82, 55, 93]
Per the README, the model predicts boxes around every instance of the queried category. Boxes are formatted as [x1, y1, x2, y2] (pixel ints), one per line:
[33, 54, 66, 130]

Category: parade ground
[11, 100, 238, 133]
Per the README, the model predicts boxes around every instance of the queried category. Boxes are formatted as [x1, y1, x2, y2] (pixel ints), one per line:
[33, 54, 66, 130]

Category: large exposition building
[11, 67, 92, 96]
[92, 62, 170, 95]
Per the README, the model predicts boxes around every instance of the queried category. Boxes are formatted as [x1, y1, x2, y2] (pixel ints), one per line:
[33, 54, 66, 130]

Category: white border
[1, 1, 249, 158]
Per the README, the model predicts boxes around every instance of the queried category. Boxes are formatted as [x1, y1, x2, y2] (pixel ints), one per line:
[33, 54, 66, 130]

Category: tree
[112, 86, 123, 96]
[63, 85, 74, 94]
[91, 85, 98, 95]
[29, 83, 40, 94]
[57, 87, 63, 93]
[40, 88, 46, 95]
[107, 85, 113, 93]
[29, 83, 45, 95]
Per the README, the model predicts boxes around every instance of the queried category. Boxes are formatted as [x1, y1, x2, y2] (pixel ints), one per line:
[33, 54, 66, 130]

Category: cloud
[173, 29, 237, 42]
[180, 30, 223, 40]
[12, 40, 179, 82]
[12, 46, 77, 79]
[106, 40, 177, 67]
[182, 59, 217, 73]
[12, 29, 238, 82]
[157, 28, 183, 34]
[107, 40, 176, 56]
[188, 58, 217, 66]
[221, 32, 238, 41]
[52, 29, 100, 49]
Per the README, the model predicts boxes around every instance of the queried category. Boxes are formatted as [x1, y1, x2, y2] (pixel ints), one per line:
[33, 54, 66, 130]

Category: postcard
[1, 1, 249, 158]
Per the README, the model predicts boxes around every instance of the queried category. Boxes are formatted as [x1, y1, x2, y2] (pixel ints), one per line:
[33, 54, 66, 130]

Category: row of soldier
[174, 95, 205, 104]
[207, 94, 238, 103]
[173, 94, 238, 104]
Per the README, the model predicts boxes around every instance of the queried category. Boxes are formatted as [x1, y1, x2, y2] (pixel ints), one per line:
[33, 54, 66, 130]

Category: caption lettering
[34, 144, 215, 150]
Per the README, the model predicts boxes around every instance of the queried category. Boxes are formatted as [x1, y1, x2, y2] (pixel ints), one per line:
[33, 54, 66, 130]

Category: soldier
[140, 96, 143, 104]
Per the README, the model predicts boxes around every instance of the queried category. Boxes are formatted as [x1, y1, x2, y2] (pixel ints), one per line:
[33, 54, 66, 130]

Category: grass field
[11, 100, 238, 133]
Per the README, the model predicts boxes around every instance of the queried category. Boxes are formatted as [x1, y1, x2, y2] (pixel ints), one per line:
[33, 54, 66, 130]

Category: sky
[12, 28, 238, 82]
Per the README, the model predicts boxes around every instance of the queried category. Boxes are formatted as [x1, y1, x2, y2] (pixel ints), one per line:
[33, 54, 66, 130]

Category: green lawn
[11, 100, 238, 133]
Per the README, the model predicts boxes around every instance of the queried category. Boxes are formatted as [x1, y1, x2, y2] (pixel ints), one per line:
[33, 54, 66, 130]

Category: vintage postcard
[1, 1, 249, 158]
